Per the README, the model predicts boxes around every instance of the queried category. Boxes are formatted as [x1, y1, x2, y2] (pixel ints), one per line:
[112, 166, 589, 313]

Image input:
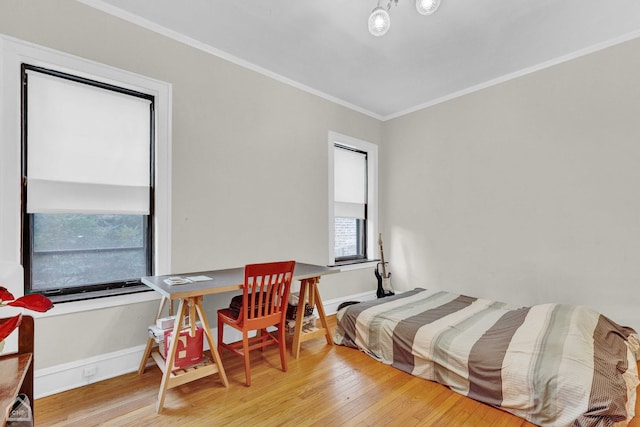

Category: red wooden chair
[217, 260, 295, 386]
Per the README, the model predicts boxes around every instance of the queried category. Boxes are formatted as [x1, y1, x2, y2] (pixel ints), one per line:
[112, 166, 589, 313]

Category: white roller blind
[26, 69, 152, 214]
[334, 146, 366, 218]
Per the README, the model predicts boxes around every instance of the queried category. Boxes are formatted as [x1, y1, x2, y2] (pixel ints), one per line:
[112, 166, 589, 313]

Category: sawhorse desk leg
[138, 296, 228, 413]
[291, 276, 333, 359]
[138, 296, 169, 375]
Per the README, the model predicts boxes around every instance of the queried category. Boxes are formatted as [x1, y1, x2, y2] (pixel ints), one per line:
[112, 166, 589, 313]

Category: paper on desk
[163, 277, 193, 285]
[186, 275, 212, 282]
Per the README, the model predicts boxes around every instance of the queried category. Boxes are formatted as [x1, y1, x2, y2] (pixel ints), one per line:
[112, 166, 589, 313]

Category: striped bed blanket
[334, 288, 640, 427]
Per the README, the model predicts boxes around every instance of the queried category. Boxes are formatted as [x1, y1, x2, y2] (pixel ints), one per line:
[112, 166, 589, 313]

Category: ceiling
[83, 0, 640, 120]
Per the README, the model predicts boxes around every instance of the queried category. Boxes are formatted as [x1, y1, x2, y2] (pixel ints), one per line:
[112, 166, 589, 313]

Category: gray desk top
[141, 262, 339, 300]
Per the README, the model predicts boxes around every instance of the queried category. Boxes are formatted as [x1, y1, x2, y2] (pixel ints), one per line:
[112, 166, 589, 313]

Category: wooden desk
[0, 316, 34, 426]
[138, 262, 338, 413]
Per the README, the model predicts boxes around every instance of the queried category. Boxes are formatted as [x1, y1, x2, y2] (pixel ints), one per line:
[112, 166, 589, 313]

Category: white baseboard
[322, 290, 376, 313]
[35, 345, 147, 398]
[34, 290, 377, 399]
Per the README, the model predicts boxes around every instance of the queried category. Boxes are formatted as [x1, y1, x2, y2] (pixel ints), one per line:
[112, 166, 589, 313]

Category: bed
[334, 288, 640, 427]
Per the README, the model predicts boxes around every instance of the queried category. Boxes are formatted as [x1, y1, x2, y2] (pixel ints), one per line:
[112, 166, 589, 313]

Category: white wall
[0, 0, 381, 379]
[382, 37, 640, 331]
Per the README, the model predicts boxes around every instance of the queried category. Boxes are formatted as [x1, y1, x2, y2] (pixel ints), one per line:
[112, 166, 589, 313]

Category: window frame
[328, 131, 378, 267]
[0, 35, 172, 310]
[21, 65, 156, 301]
[333, 145, 368, 262]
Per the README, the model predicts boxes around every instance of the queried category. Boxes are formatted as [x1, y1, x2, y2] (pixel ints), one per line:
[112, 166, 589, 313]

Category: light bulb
[416, 0, 440, 15]
[368, 6, 390, 36]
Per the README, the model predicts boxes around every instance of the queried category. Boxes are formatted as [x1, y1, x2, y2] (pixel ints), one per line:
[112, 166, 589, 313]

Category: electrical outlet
[83, 365, 97, 377]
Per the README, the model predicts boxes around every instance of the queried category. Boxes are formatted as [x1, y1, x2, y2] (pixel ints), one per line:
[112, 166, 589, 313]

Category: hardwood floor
[35, 316, 640, 427]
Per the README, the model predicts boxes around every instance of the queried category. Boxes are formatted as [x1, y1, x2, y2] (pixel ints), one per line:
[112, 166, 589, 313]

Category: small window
[328, 132, 378, 265]
[334, 146, 368, 261]
[22, 65, 154, 300]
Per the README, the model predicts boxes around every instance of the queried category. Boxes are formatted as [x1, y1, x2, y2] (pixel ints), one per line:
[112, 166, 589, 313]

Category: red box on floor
[163, 327, 204, 369]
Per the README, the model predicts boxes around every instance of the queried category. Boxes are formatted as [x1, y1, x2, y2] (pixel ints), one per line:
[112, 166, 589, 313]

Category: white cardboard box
[156, 316, 176, 330]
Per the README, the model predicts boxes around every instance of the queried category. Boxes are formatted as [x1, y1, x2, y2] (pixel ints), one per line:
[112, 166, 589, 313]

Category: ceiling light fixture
[368, 0, 441, 36]
[416, 0, 440, 15]
[368, 5, 391, 37]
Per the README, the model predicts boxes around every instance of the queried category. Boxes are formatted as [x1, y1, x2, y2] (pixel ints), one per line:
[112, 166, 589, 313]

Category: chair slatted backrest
[241, 261, 295, 327]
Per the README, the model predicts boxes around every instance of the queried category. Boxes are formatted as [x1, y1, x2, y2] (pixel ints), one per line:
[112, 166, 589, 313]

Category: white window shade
[26, 70, 151, 214]
[334, 146, 366, 218]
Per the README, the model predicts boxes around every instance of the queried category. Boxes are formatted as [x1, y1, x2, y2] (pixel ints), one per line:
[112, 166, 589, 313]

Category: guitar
[375, 233, 394, 298]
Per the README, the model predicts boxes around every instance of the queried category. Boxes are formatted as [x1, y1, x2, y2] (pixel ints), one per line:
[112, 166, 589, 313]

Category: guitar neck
[379, 233, 388, 278]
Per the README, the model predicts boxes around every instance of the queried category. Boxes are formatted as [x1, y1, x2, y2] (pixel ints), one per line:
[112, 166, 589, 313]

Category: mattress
[334, 288, 640, 426]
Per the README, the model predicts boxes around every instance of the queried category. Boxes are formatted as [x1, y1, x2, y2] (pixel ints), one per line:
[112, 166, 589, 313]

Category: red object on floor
[163, 327, 204, 369]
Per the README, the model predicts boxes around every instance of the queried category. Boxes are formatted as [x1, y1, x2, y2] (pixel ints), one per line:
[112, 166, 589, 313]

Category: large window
[22, 65, 154, 300]
[328, 132, 378, 265]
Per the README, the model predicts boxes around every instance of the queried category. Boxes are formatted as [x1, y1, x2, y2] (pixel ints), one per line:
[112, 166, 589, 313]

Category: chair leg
[242, 330, 251, 386]
[278, 325, 287, 372]
[217, 317, 224, 353]
[256, 329, 263, 352]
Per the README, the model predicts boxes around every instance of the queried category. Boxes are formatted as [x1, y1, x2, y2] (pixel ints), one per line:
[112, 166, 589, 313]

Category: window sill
[329, 259, 379, 272]
[30, 287, 160, 318]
